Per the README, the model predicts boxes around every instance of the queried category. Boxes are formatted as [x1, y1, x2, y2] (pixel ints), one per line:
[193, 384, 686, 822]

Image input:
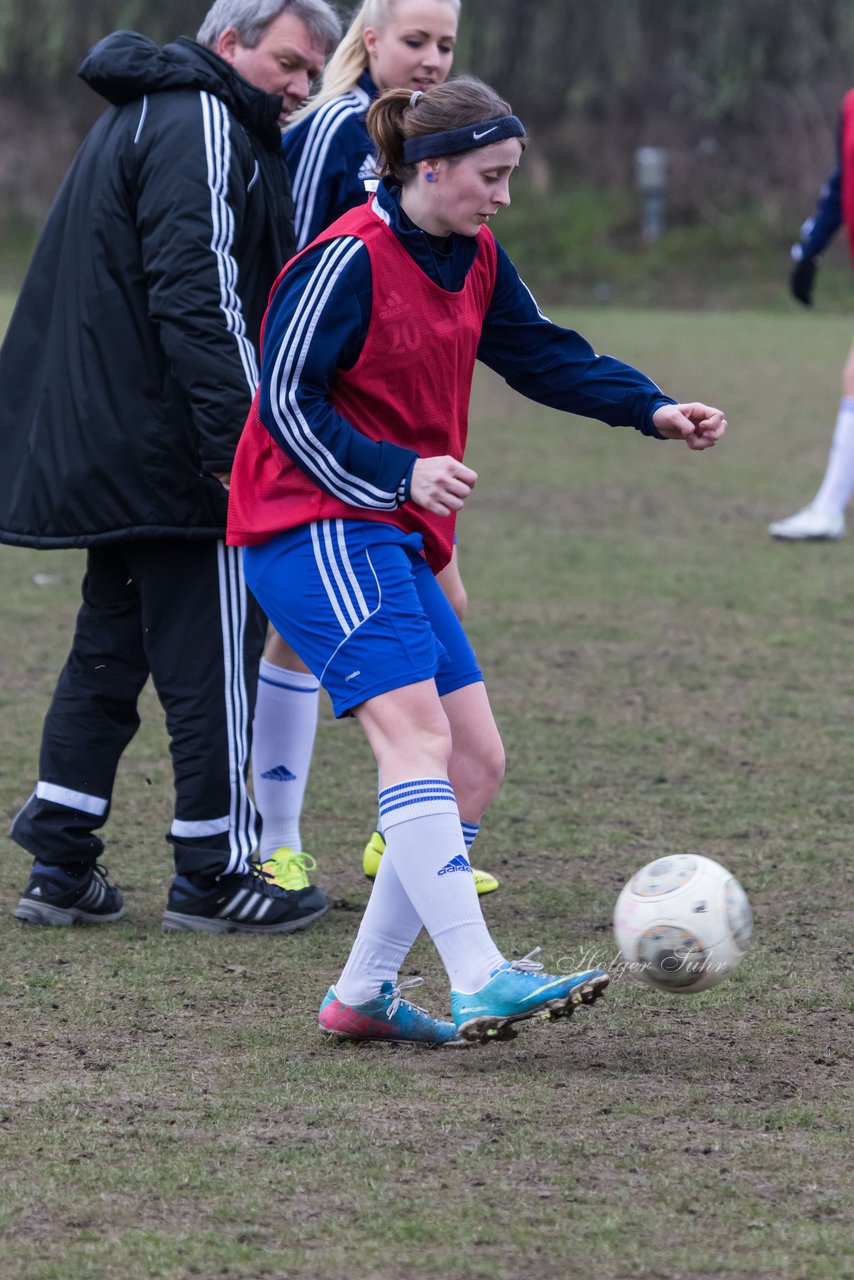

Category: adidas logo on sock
[437, 854, 473, 877]
[260, 764, 297, 782]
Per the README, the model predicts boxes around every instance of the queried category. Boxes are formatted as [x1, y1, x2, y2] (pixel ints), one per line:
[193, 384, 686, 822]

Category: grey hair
[197, 0, 342, 52]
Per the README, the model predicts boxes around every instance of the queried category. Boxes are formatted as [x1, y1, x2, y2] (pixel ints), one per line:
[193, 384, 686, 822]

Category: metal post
[635, 146, 668, 245]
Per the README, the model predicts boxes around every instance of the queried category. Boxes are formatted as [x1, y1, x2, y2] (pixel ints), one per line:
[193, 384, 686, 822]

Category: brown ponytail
[367, 76, 515, 183]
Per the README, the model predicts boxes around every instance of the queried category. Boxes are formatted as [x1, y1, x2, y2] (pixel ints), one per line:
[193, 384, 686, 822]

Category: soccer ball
[613, 854, 752, 994]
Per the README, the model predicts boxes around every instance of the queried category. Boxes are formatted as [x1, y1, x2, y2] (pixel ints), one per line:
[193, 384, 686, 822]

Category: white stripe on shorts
[309, 520, 383, 682]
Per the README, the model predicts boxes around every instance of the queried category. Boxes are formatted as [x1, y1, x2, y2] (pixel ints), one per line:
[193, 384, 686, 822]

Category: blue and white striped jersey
[282, 71, 380, 250]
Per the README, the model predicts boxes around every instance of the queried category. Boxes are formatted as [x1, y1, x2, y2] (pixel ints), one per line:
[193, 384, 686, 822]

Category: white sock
[251, 660, 319, 858]
[461, 821, 480, 852]
[336, 815, 487, 1005]
[334, 852, 422, 1005]
[378, 779, 503, 993]
[812, 396, 854, 516]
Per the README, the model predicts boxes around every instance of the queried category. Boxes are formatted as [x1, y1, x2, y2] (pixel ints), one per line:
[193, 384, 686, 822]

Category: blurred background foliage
[2, 0, 854, 305]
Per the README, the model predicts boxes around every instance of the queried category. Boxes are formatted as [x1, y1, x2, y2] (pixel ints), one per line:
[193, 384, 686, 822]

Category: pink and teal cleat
[450, 948, 610, 1044]
[319, 978, 466, 1047]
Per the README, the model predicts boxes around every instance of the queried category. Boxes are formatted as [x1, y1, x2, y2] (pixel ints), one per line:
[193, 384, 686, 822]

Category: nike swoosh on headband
[402, 115, 526, 164]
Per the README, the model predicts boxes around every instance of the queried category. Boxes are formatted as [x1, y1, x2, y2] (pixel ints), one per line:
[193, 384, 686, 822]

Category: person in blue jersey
[249, 0, 504, 899]
[770, 88, 854, 541]
[227, 78, 728, 1046]
[284, 0, 458, 249]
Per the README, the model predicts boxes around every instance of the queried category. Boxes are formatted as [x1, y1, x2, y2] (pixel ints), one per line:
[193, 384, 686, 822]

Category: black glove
[790, 253, 818, 306]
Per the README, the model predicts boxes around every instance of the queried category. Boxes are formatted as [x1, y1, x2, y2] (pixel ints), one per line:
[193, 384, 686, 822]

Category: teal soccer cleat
[319, 978, 466, 1047]
[450, 948, 610, 1044]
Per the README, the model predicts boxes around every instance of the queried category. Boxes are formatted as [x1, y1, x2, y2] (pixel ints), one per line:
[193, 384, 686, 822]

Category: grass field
[2, 303, 854, 1280]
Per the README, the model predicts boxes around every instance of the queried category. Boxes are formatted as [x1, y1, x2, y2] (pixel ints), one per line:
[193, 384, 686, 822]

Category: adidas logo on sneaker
[14, 863, 124, 927]
[260, 764, 297, 782]
[437, 854, 473, 877]
[161, 867, 328, 934]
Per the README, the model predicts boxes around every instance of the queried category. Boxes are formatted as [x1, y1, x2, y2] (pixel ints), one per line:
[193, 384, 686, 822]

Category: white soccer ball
[613, 854, 752, 994]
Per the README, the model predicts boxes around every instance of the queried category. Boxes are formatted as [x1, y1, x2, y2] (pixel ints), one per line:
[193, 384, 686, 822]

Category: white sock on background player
[461, 820, 480, 852]
[812, 396, 854, 515]
[251, 660, 319, 858]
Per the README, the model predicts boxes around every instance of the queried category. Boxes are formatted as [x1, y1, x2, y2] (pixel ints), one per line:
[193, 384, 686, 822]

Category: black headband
[402, 115, 526, 165]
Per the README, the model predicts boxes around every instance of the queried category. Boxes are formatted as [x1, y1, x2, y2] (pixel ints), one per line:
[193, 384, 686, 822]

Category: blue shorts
[244, 520, 482, 717]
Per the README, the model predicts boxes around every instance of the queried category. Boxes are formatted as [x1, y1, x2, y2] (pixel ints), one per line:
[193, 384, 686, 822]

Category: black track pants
[11, 539, 267, 877]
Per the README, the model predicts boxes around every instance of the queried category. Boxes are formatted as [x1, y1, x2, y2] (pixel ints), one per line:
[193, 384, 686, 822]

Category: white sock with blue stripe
[376, 779, 503, 993]
[335, 813, 489, 1005]
[251, 660, 319, 858]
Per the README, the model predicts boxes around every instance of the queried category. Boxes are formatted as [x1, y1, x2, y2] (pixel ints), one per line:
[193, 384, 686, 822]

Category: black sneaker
[13, 862, 124, 926]
[161, 865, 329, 934]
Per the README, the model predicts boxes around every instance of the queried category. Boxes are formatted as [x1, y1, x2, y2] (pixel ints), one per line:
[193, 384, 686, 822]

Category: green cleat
[260, 846, 318, 892]
[362, 830, 500, 895]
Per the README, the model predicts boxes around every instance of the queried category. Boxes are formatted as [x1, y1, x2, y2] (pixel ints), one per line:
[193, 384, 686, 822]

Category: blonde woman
[284, 0, 459, 249]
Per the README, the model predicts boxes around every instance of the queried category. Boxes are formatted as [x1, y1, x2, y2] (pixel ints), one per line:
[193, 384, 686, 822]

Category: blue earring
[425, 172, 435, 182]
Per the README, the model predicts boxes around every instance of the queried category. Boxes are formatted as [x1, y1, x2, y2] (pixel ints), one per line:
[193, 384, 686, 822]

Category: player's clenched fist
[652, 402, 728, 451]
[410, 456, 478, 516]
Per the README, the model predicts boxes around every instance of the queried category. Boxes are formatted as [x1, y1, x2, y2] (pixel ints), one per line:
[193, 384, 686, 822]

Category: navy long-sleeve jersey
[798, 119, 843, 258]
[281, 71, 379, 250]
[257, 180, 675, 506]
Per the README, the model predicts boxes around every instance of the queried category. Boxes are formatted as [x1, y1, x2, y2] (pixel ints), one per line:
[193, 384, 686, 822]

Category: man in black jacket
[1, 0, 341, 932]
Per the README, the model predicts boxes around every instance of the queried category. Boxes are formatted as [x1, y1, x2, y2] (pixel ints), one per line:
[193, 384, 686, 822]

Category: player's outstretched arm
[651, 403, 727, 451]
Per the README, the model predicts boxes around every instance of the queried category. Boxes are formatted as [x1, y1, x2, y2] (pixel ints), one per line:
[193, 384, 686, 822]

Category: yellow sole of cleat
[460, 1020, 519, 1045]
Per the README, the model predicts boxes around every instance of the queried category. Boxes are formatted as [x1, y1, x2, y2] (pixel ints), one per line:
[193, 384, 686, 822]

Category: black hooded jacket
[0, 32, 296, 547]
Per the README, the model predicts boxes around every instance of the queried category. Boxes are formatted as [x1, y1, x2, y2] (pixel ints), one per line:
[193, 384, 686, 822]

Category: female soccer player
[254, 0, 500, 896]
[769, 84, 854, 542]
[228, 78, 727, 1046]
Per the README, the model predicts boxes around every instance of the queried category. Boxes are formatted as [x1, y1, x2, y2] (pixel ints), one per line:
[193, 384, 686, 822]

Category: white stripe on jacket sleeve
[200, 91, 259, 396]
